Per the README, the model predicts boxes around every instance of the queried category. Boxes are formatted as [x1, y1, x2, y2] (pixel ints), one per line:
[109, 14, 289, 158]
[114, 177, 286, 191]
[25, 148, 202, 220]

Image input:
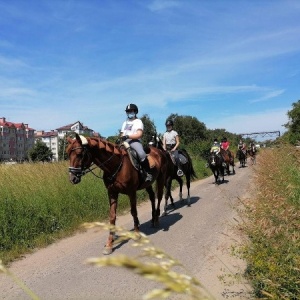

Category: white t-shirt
[163, 130, 178, 145]
[121, 118, 144, 140]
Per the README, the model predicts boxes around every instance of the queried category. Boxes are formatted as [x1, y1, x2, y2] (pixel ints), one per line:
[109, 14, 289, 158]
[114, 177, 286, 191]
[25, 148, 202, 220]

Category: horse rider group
[120, 103, 184, 183]
[209, 137, 232, 167]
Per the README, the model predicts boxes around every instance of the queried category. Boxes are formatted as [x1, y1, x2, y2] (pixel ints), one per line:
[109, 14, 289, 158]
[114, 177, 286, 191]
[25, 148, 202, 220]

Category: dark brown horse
[208, 151, 225, 184]
[236, 148, 247, 167]
[67, 133, 168, 255]
[220, 148, 235, 175]
[149, 135, 197, 215]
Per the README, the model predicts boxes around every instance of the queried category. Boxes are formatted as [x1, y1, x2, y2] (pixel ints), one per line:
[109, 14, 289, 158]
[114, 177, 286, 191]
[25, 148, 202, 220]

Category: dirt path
[0, 162, 256, 300]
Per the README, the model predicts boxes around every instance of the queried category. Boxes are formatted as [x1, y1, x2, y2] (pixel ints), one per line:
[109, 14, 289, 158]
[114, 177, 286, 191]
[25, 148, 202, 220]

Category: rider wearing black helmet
[120, 103, 152, 182]
[162, 119, 183, 176]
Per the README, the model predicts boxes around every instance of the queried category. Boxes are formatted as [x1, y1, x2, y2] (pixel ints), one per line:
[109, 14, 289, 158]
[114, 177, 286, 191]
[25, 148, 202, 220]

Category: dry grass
[238, 146, 300, 299]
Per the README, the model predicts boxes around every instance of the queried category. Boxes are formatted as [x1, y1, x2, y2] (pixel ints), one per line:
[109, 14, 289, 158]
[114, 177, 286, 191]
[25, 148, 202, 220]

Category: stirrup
[177, 169, 184, 177]
[145, 173, 153, 182]
[222, 162, 227, 167]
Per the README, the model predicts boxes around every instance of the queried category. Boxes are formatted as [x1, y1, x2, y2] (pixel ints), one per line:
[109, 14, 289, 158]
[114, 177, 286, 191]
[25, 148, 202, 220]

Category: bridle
[68, 144, 123, 181]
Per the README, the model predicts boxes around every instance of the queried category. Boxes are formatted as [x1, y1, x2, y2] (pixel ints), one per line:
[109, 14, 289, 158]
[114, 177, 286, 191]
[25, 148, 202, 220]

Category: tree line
[29, 99, 300, 162]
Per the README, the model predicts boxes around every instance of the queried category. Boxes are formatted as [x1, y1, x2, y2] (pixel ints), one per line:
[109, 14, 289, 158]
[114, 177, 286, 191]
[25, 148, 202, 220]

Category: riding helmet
[125, 103, 138, 114]
[165, 119, 174, 126]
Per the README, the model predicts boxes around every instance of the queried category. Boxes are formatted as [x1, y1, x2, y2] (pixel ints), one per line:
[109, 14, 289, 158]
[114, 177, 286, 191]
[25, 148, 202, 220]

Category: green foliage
[283, 100, 300, 145]
[140, 114, 157, 146]
[58, 137, 68, 160]
[28, 139, 53, 162]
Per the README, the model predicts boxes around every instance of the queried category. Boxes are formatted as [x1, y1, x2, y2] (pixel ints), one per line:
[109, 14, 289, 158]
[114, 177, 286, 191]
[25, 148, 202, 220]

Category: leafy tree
[165, 114, 207, 146]
[58, 137, 68, 160]
[28, 139, 53, 162]
[283, 100, 300, 145]
[140, 114, 157, 146]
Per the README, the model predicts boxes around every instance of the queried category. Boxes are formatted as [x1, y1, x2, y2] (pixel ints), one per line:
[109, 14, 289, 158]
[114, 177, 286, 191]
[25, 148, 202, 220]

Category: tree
[140, 114, 157, 146]
[58, 137, 68, 160]
[283, 100, 300, 144]
[165, 114, 207, 146]
[28, 139, 53, 162]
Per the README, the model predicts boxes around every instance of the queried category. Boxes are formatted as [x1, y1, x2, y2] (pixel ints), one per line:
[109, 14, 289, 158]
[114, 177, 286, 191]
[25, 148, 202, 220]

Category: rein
[68, 145, 123, 181]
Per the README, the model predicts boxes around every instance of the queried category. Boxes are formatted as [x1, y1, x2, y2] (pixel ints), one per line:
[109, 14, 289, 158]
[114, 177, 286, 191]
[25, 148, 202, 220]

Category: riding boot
[141, 159, 153, 182]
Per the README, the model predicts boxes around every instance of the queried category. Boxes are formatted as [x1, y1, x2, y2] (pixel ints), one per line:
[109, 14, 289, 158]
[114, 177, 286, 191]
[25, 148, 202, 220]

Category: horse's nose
[69, 173, 81, 184]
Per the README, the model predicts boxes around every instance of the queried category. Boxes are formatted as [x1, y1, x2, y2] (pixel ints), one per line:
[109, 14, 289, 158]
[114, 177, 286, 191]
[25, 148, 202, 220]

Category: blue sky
[0, 0, 299, 139]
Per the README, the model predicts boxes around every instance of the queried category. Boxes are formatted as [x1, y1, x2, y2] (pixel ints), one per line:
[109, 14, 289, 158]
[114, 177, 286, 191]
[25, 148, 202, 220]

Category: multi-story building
[0, 117, 35, 162]
[35, 121, 100, 161]
[35, 130, 59, 161]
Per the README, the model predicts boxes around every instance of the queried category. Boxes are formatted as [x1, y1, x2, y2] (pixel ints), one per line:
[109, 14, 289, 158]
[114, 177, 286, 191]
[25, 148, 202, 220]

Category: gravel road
[0, 162, 255, 300]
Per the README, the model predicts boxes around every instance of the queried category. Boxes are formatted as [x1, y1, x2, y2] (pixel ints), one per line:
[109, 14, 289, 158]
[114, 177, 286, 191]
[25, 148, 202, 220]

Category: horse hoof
[103, 246, 113, 255]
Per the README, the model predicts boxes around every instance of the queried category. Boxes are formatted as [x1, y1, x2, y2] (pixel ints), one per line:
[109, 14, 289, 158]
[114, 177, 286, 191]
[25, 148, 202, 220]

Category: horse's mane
[87, 137, 126, 155]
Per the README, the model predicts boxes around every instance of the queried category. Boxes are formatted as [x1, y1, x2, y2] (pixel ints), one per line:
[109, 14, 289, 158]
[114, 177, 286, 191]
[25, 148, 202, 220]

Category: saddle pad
[147, 155, 155, 168]
[179, 154, 188, 164]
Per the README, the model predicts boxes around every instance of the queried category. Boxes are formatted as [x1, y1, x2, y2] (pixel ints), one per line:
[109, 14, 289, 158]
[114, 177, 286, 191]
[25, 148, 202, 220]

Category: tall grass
[239, 146, 300, 299]
[0, 162, 145, 264]
[0, 156, 207, 265]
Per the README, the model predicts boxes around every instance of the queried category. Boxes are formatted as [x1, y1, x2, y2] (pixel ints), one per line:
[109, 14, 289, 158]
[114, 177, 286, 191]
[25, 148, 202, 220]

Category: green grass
[239, 146, 300, 299]
[0, 155, 208, 265]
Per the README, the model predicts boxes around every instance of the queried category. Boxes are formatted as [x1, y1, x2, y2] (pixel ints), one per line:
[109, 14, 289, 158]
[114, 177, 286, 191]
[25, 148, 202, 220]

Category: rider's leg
[174, 150, 183, 176]
[130, 140, 152, 182]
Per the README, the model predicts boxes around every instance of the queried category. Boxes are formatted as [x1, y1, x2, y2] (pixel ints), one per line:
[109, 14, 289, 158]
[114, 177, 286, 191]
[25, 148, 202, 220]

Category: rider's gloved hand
[121, 135, 129, 141]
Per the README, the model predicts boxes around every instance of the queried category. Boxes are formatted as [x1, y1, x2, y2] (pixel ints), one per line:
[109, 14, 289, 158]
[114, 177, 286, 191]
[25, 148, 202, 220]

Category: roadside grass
[0, 155, 208, 265]
[239, 146, 300, 299]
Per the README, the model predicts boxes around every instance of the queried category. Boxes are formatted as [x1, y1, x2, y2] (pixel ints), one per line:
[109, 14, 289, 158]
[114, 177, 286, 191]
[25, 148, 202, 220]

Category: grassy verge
[239, 146, 300, 299]
[0, 155, 209, 265]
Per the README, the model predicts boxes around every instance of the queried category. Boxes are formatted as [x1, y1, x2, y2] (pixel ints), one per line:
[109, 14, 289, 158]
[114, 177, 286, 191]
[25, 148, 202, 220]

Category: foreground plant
[0, 259, 40, 300]
[84, 222, 212, 299]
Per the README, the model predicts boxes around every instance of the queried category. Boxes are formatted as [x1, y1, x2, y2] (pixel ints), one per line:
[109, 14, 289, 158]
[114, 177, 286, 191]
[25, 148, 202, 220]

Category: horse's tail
[181, 149, 197, 180]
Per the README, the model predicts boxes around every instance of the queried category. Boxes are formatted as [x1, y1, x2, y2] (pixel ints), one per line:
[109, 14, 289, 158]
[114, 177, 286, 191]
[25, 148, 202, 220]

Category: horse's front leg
[146, 186, 157, 227]
[163, 177, 173, 215]
[103, 191, 118, 255]
[128, 191, 140, 234]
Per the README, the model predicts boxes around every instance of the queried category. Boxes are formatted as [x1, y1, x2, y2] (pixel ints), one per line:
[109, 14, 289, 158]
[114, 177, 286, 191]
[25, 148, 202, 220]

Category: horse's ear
[79, 135, 88, 145]
[75, 133, 82, 145]
[67, 136, 73, 144]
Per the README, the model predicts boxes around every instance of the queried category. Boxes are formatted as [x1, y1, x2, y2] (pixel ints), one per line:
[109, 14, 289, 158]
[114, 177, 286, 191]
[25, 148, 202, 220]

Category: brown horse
[247, 145, 257, 165]
[220, 148, 235, 175]
[66, 133, 168, 255]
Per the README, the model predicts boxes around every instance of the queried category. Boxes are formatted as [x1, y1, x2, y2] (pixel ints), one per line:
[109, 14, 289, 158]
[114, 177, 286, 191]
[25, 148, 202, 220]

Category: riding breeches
[128, 140, 147, 162]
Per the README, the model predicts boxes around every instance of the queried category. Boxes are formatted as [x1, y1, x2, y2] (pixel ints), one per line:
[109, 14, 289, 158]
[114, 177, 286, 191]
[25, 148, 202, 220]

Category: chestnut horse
[67, 133, 168, 255]
[220, 148, 235, 175]
[149, 135, 197, 215]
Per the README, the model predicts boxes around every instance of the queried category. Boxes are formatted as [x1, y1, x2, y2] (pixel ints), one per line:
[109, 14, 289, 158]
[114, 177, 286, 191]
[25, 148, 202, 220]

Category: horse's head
[148, 134, 164, 150]
[66, 133, 93, 184]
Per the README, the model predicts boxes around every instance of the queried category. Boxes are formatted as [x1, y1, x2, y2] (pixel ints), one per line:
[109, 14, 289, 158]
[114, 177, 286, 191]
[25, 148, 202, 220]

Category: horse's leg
[185, 173, 191, 206]
[163, 177, 173, 215]
[155, 175, 165, 223]
[177, 177, 183, 201]
[146, 185, 157, 227]
[103, 191, 119, 255]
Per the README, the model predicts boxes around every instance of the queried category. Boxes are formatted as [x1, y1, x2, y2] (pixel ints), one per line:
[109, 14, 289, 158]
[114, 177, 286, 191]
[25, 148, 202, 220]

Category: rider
[220, 137, 232, 166]
[162, 119, 183, 177]
[120, 103, 152, 182]
[238, 139, 247, 152]
[210, 138, 220, 154]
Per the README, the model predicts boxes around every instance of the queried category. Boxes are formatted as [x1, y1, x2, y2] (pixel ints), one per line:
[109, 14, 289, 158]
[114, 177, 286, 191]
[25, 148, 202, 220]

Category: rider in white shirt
[120, 103, 152, 182]
[163, 119, 183, 176]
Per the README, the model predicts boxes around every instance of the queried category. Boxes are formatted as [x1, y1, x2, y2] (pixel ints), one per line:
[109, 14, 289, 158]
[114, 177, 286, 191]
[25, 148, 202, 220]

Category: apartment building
[36, 121, 100, 161]
[0, 117, 35, 162]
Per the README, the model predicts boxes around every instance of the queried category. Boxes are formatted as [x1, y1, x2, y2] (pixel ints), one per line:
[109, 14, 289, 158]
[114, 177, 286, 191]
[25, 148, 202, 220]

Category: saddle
[168, 150, 188, 166]
[122, 142, 155, 170]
